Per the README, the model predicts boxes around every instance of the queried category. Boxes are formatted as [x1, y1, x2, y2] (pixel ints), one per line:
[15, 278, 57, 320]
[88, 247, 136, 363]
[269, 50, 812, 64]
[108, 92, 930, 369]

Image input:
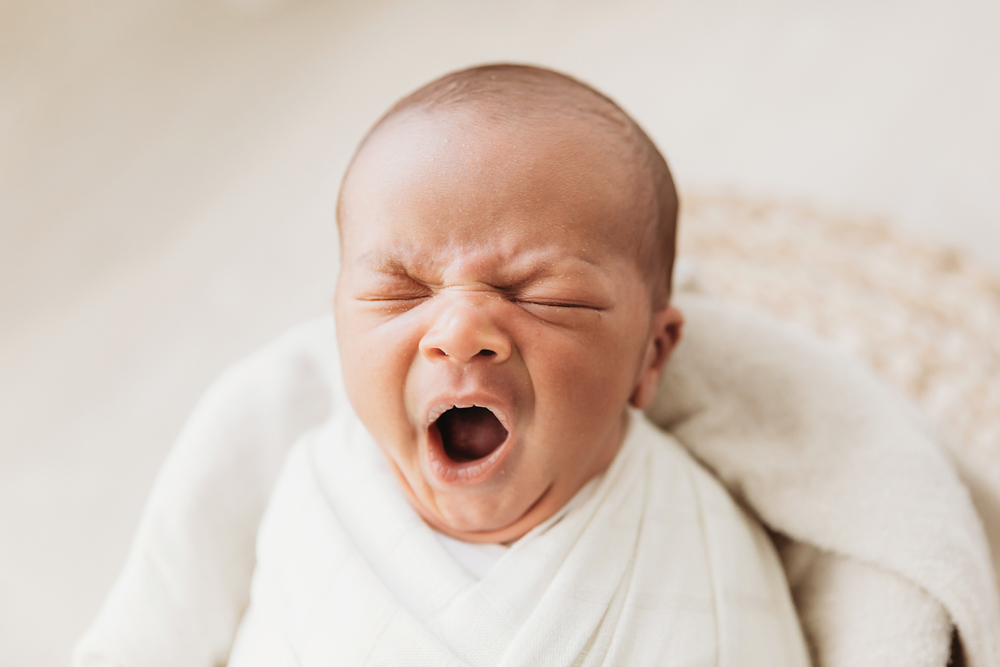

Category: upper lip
[423, 393, 512, 432]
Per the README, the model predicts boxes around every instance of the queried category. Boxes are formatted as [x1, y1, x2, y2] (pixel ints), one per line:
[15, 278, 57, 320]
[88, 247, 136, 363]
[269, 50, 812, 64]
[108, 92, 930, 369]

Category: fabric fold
[648, 293, 1000, 667]
[74, 292, 1000, 667]
[228, 408, 809, 666]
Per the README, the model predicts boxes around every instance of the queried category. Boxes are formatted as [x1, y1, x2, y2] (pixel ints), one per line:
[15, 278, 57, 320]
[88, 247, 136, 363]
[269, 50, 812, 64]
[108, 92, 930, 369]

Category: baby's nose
[419, 295, 511, 364]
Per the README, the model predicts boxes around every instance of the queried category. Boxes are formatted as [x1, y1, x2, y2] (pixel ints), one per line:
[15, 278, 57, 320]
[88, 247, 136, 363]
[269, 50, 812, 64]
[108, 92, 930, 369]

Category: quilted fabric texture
[679, 193, 1000, 484]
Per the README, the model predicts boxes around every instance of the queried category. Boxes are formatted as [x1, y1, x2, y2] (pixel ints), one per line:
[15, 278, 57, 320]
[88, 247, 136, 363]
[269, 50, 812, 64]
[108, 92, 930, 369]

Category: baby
[332, 63, 683, 544]
[77, 65, 810, 666]
[226, 65, 807, 665]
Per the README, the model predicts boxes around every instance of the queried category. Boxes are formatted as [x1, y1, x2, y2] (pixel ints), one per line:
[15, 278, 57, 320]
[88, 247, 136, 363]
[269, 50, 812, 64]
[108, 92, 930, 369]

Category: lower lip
[425, 426, 513, 486]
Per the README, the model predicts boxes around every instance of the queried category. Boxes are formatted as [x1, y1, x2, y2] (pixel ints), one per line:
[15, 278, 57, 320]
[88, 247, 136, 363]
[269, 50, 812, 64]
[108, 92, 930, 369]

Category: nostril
[478, 349, 496, 357]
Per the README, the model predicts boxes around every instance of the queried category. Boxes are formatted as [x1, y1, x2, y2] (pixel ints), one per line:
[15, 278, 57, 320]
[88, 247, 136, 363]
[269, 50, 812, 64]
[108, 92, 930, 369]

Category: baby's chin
[421, 494, 553, 544]
[395, 463, 556, 543]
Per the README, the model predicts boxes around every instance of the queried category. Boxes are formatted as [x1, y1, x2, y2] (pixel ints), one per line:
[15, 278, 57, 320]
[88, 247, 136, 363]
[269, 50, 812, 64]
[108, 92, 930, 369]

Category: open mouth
[433, 406, 509, 462]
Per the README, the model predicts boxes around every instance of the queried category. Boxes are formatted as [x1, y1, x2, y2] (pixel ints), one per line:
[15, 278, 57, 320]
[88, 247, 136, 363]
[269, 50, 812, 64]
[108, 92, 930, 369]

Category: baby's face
[335, 109, 679, 543]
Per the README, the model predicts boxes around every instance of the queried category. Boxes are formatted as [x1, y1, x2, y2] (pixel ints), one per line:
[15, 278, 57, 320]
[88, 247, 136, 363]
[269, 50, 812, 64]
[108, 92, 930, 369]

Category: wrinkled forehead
[338, 107, 654, 264]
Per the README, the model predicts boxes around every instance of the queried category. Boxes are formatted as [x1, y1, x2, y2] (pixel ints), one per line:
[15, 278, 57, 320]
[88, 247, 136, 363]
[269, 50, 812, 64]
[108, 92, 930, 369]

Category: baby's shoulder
[635, 413, 771, 542]
[642, 412, 807, 664]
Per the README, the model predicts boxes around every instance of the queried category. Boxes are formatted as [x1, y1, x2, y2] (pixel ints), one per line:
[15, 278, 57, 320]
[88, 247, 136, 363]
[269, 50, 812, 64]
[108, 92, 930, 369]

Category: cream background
[1, 0, 998, 663]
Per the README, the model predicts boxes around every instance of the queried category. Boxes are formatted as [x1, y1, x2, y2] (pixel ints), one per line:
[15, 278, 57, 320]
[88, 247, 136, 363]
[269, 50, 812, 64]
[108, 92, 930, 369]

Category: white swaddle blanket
[74, 292, 1000, 667]
[227, 405, 808, 666]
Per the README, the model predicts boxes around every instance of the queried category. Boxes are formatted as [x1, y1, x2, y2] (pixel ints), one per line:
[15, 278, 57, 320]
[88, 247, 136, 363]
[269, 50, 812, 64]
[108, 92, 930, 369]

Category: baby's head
[334, 64, 683, 543]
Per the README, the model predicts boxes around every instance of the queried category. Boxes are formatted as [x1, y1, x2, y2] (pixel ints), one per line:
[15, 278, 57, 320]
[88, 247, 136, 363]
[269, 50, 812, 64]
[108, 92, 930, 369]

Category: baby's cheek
[528, 343, 604, 406]
[545, 332, 639, 414]
[340, 321, 417, 433]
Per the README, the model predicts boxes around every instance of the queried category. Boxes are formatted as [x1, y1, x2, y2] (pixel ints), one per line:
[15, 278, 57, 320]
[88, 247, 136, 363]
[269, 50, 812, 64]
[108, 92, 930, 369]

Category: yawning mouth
[433, 406, 509, 462]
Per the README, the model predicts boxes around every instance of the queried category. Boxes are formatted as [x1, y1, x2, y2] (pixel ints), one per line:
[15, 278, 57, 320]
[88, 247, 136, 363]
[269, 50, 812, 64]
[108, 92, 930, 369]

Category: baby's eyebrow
[487, 263, 552, 289]
[489, 253, 602, 286]
[358, 249, 421, 275]
[356, 246, 602, 287]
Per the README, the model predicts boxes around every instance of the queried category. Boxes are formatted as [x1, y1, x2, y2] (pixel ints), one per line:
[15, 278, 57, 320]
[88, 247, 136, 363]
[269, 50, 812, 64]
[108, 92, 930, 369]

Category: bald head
[338, 64, 678, 305]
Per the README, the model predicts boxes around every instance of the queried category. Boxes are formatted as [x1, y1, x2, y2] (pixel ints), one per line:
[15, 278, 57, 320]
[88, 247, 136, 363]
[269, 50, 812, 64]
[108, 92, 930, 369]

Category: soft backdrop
[2, 0, 999, 663]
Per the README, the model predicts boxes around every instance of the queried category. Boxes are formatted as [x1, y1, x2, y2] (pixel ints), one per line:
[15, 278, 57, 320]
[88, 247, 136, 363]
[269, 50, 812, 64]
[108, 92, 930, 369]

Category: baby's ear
[629, 305, 684, 409]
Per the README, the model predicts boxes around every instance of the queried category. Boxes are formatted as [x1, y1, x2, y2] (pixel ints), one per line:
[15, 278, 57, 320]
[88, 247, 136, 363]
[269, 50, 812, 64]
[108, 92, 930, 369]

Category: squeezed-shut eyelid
[516, 298, 605, 310]
[355, 293, 432, 302]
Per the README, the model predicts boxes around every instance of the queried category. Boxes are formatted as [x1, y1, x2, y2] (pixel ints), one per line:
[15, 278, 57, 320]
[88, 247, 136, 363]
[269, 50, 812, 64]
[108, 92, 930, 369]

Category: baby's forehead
[338, 113, 656, 297]
[373, 103, 636, 164]
[345, 107, 648, 216]
[338, 66, 676, 306]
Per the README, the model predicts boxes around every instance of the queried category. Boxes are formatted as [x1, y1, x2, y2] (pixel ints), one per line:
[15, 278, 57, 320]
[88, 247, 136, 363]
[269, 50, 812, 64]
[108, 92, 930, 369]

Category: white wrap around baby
[74, 292, 1000, 667]
[228, 405, 809, 667]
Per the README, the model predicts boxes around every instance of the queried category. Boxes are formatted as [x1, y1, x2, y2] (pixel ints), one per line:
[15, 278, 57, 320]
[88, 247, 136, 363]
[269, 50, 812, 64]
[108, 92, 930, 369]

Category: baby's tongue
[437, 407, 508, 462]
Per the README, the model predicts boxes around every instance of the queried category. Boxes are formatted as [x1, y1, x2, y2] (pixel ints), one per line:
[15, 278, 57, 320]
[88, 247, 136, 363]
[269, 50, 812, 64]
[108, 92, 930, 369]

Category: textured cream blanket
[74, 293, 1000, 667]
[651, 295, 1000, 667]
[227, 405, 808, 666]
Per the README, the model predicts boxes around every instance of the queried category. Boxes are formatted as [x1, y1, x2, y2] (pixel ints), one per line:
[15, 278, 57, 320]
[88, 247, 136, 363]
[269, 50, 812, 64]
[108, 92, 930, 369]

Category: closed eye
[514, 295, 609, 313]
[357, 293, 430, 302]
[517, 300, 593, 309]
[513, 298, 605, 326]
[355, 275, 433, 303]
[354, 290, 430, 316]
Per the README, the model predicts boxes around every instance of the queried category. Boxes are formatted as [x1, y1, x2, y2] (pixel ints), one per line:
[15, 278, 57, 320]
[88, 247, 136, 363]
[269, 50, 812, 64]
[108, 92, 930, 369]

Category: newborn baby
[224, 65, 808, 665]
[76, 64, 812, 666]
[333, 63, 684, 544]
